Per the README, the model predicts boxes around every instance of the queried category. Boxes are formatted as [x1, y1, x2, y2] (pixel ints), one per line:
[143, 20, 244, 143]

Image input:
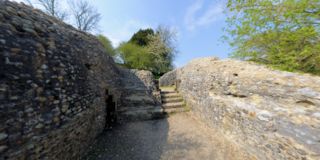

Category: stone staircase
[160, 88, 188, 114]
[118, 87, 188, 122]
[117, 89, 164, 123]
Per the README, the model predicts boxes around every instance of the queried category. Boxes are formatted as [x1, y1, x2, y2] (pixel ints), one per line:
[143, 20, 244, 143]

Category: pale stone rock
[161, 57, 320, 160]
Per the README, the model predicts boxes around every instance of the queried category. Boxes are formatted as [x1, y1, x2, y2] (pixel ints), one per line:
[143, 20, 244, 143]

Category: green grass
[160, 86, 176, 90]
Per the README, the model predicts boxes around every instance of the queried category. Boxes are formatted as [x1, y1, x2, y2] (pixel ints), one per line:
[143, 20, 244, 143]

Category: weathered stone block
[162, 57, 320, 160]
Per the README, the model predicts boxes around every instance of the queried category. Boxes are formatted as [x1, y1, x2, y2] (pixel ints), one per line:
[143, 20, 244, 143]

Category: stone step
[162, 97, 183, 103]
[161, 91, 176, 94]
[121, 100, 156, 108]
[122, 102, 156, 108]
[124, 95, 155, 104]
[163, 107, 188, 114]
[123, 90, 151, 96]
[161, 93, 181, 98]
[162, 102, 185, 109]
[118, 106, 158, 112]
[160, 87, 176, 92]
[118, 107, 166, 122]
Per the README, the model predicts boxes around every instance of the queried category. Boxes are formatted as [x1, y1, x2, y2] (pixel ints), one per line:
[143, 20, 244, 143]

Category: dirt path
[84, 113, 254, 160]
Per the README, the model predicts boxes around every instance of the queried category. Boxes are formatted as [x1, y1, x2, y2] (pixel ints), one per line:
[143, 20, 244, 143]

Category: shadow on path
[83, 113, 254, 160]
[84, 118, 170, 160]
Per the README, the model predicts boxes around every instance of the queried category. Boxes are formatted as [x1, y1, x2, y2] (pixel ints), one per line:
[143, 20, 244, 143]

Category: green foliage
[147, 26, 176, 75]
[118, 42, 153, 70]
[117, 26, 177, 76]
[226, 0, 320, 75]
[129, 28, 155, 46]
[97, 34, 116, 56]
[147, 34, 172, 75]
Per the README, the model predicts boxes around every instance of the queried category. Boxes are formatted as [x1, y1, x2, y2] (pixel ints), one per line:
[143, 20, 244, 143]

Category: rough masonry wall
[0, 1, 121, 159]
[118, 68, 161, 120]
[159, 69, 176, 86]
[160, 57, 320, 160]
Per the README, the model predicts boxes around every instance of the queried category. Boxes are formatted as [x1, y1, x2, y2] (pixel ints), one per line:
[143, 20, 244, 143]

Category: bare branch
[69, 0, 101, 32]
[25, 0, 68, 21]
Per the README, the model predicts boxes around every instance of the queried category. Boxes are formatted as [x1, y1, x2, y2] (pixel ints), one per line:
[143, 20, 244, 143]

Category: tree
[69, 0, 101, 32]
[118, 26, 177, 76]
[97, 35, 116, 56]
[146, 34, 172, 75]
[147, 26, 177, 75]
[118, 42, 153, 70]
[129, 29, 155, 46]
[24, 0, 67, 20]
[226, 0, 320, 74]
[118, 26, 177, 75]
[37, 0, 67, 20]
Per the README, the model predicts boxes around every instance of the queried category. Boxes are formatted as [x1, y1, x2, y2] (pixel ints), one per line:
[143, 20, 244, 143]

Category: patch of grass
[160, 85, 176, 90]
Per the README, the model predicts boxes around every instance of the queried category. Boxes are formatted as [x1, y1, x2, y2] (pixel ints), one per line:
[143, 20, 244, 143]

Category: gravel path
[83, 113, 254, 160]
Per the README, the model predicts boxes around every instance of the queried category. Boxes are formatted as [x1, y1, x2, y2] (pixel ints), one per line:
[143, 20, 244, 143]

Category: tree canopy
[147, 26, 176, 75]
[129, 29, 155, 46]
[118, 42, 153, 70]
[117, 26, 177, 76]
[97, 35, 116, 57]
[226, 0, 320, 75]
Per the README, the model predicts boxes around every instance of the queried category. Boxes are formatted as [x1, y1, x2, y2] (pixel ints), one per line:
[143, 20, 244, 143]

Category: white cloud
[103, 20, 154, 47]
[185, 0, 224, 31]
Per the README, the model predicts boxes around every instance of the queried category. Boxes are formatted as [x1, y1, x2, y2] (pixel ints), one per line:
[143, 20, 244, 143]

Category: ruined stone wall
[0, 1, 122, 159]
[159, 69, 176, 87]
[160, 57, 320, 160]
[120, 69, 158, 92]
[118, 69, 161, 119]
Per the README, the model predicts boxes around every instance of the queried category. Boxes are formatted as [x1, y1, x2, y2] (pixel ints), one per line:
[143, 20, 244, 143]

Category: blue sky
[94, 0, 230, 67]
[14, 0, 230, 67]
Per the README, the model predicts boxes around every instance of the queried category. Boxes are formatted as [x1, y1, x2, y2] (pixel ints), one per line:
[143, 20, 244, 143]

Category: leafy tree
[118, 42, 153, 70]
[147, 26, 177, 75]
[97, 35, 116, 56]
[147, 34, 171, 74]
[226, 0, 320, 74]
[117, 26, 177, 75]
[129, 29, 155, 46]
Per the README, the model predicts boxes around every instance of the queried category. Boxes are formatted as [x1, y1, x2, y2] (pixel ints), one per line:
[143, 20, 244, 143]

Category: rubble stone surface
[161, 57, 320, 160]
[0, 1, 122, 159]
[0, 1, 161, 159]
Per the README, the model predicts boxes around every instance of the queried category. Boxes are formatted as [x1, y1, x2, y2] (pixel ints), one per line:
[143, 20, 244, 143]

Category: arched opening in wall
[105, 89, 116, 129]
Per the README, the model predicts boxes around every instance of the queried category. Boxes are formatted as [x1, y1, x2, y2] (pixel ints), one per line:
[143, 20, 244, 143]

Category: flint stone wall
[161, 57, 320, 160]
[0, 1, 121, 159]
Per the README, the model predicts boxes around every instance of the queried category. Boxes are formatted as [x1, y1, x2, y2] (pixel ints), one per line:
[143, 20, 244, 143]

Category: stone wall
[118, 68, 161, 121]
[160, 57, 320, 160]
[0, 1, 122, 159]
[159, 69, 176, 86]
